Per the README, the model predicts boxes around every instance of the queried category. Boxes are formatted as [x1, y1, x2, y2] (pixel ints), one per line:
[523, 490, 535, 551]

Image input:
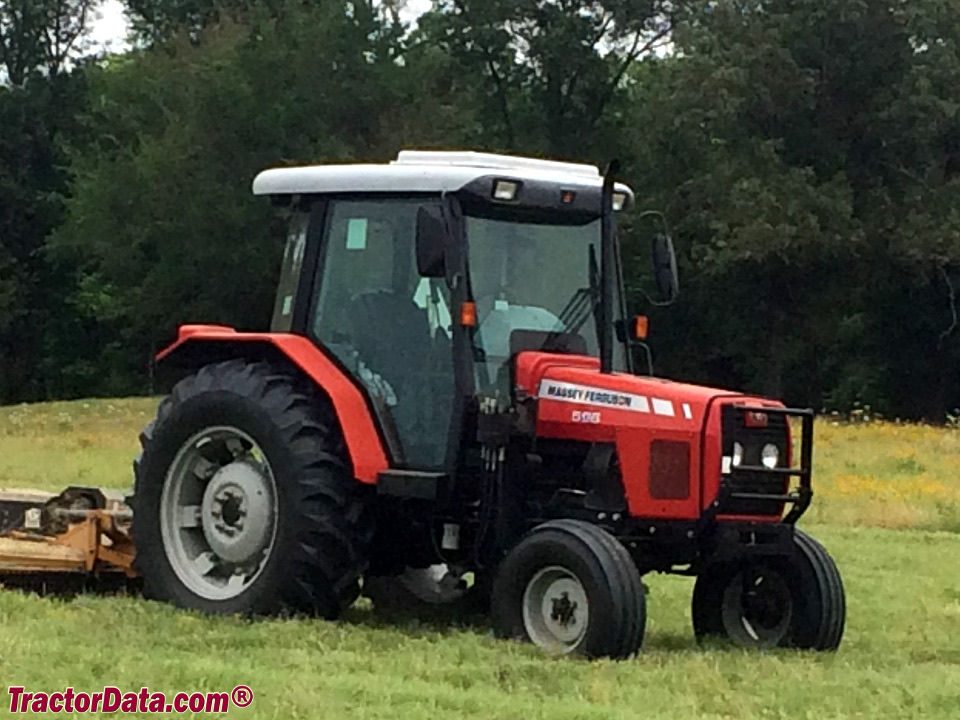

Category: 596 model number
[572, 410, 601, 424]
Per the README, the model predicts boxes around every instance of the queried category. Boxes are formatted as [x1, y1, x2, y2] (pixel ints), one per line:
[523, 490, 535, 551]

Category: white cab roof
[252, 150, 634, 199]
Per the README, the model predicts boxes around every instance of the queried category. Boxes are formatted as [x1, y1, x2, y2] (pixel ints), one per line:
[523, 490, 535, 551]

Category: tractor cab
[256, 151, 668, 472]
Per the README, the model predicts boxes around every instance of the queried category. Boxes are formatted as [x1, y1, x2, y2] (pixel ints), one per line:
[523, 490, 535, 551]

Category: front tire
[491, 520, 645, 659]
[133, 359, 371, 618]
[692, 529, 845, 650]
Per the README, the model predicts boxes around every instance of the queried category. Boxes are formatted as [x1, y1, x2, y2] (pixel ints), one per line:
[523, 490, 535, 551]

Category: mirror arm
[636, 209, 679, 307]
[635, 340, 654, 376]
[440, 192, 464, 290]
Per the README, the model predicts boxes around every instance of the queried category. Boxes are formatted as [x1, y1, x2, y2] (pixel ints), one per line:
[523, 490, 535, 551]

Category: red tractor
[131, 151, 844, 658]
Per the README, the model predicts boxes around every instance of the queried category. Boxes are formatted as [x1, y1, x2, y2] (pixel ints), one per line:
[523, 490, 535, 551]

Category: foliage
[2, 397, 959, 718]
[48, 2, 418, 395]
[1, 397, 959, 717]
[0, 72, 90, 401]
[0, 0, 102, 85]
[8, 395, 960, 533]
[2, 523, 960, 719]
[416, 0, 674, 157]
[618, 0, 960, 414]
[4, 0, 960, 418]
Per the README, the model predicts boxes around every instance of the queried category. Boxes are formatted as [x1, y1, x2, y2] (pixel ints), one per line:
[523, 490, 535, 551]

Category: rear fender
[156, 326, 389, 483]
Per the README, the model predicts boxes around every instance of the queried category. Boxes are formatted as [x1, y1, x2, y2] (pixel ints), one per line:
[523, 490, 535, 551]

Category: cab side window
[312, 198, 454, 468]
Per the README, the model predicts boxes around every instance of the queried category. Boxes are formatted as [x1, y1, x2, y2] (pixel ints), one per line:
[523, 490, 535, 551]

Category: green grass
[807, 420, 960, 532]
[1, 399, 959, 719]
[0, 398, 156, 493]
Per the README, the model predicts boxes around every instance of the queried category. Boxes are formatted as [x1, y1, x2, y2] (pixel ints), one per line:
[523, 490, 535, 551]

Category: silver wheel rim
[160, 426, 278, 601]
[522, 566, 589, 653]
[721, 568, 793, 647]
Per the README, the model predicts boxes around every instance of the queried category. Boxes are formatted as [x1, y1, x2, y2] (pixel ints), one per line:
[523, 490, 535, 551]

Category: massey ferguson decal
[538, 379, 680, 417]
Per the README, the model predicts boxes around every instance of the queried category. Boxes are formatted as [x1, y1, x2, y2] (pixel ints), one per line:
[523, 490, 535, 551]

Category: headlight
[761, 443, 780, 469]
[732, 442, 744, 467]
[492, 179, 520, 201]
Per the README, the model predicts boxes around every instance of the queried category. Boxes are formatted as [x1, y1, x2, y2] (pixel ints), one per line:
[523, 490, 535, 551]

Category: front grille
[721, 407, 791, 516]
[649, 440, 691, 500]
[724, 475, 788, 515]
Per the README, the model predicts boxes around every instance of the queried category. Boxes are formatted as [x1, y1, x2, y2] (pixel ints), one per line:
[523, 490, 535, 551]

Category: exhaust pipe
[599, 159, 620, 374]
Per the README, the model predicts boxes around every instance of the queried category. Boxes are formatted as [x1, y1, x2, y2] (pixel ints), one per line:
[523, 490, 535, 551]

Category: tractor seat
[348, 290, 447, 466]
[347, 290, 431, 389]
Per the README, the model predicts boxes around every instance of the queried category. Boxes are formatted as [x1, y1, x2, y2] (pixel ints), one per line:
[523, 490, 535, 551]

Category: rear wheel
[692, 529, 845, 650]
[491, 520, 645, 659]
[133, 359, 372, 618]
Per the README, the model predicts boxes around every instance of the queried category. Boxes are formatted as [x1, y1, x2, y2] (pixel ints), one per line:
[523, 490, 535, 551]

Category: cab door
[307, 197, 456, 470]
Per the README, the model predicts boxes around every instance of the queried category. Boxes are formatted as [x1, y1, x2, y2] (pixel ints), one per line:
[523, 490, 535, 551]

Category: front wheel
[491, 520, 645, 659]
[692, 529, 845, 650]
[133, 359, 372, 618]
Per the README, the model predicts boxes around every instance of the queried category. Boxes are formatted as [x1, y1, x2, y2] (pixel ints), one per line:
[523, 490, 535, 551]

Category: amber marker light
[460, 302, 478, 327]
[634, 315, 649, 340]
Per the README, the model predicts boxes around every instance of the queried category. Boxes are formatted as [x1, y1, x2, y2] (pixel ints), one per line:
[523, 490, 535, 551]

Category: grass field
[1, 399, 959, 719]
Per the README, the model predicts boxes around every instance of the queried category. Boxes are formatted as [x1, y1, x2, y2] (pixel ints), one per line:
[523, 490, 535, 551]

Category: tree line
[2, 0, 960, 421]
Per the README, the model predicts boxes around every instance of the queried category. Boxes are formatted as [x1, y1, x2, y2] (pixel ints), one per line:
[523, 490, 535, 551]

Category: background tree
[0, 0, 101, 84]
[0, 0, 98, 402]
[616, 0, 960, 418]
[416, 0, 674, 157]
[3, 0, 960, 419]
[48, 1, 424, 394]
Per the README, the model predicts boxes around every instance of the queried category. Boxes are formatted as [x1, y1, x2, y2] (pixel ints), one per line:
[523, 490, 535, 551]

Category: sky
[89, 1, 129, 52]
[90, 0, 435, 51]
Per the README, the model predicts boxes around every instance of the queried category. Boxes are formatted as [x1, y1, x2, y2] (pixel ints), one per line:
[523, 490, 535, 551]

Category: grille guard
[714, 405, 814, 525]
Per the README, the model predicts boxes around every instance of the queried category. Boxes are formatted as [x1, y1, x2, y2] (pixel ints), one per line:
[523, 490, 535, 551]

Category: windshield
[467, 215, 625, 398]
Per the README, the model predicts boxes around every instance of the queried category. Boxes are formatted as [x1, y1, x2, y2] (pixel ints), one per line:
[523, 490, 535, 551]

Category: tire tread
[792, 529, 846, 651]
[492, 520, 645, 659]
[132, 359, 371, 618]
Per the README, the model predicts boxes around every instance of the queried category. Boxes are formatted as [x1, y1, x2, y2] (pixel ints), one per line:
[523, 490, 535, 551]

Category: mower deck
[0, 487, 136, 579]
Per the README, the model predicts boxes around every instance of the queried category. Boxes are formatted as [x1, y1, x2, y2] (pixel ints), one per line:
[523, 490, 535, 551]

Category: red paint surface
[158, 326, 389, 483]
[516, 352, 786, 520]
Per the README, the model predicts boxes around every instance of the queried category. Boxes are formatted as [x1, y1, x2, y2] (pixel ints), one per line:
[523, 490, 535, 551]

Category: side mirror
[416, 205, 447, 278]
[651, 230, 679, 305]
[636, 210, 679, 305]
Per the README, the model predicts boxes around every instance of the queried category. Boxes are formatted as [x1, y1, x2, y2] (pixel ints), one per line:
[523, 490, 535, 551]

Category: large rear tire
[491, 520, 645, 659]
[133, 359, 372, 618]
[692, 529, 845, 651]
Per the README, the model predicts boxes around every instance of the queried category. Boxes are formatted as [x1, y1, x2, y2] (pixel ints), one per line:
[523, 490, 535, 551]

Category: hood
[515, 351, 778, 440]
